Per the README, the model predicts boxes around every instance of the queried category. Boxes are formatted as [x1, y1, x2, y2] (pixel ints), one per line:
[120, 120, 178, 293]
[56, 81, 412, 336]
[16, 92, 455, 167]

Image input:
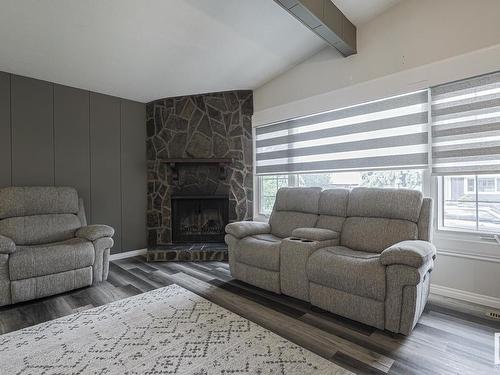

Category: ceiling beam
[274, 0, 356, 56]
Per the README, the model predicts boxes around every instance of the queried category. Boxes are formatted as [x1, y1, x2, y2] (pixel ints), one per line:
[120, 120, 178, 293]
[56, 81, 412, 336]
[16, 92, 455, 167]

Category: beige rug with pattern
[0, 284, 351, 374]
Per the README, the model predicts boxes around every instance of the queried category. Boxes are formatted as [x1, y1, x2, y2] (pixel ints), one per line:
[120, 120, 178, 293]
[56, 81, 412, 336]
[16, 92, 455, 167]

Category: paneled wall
[0, 71, 147, 254]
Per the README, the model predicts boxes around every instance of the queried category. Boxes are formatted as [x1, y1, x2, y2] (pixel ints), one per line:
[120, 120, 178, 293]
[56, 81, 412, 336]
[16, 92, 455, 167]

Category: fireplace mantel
[160, 158, 232, 181]
[159, 158, 232, 165]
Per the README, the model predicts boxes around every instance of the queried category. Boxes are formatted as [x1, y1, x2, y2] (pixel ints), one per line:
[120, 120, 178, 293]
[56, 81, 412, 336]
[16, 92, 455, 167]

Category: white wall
[255, 0, 500, 120]
[253, 0, 500, 305]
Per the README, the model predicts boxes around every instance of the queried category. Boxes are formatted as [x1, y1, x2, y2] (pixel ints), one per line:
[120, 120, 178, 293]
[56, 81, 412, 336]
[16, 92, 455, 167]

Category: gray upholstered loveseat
[225, 187, 436, 335]
[0, 187, 114, 306]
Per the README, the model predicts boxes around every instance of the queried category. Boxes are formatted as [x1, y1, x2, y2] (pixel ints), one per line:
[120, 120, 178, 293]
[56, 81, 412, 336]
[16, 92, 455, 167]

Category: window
[256, 70, 500, 238]
[440, 174, 500, 233]
[259, 175, 290, 215]
[258, 170, 423, 215]
[466, 178, 475, 193]
[478, 178, 495, 193]
[432, 71, 500, 235]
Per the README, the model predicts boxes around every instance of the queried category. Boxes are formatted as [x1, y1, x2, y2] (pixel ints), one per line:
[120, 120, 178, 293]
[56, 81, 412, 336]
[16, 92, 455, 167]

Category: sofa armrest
[0, 234, 15, 254]
[380, 240, 436, 268]
[225, 221, 270, 239]
[76, 224, 115, 241]
[291, 227, 339, 241]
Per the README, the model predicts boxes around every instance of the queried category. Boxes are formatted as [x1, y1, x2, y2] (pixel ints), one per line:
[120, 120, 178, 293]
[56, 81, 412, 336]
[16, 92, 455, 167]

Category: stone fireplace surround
[146, 90, 253, 260]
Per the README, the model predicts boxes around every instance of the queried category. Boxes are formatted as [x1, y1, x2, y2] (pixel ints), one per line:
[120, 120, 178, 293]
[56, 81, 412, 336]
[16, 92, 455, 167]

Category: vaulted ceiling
[0, 0, 402, 102]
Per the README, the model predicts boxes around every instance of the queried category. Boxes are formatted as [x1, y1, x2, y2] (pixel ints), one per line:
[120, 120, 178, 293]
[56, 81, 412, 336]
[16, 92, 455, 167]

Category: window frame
[256, 169, 428, 217]
[437, 175, 500, 236]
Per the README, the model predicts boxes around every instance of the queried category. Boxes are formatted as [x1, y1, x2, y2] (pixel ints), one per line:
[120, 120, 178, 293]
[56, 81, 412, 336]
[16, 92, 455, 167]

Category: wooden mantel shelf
[159, 158, 232, 181]
[159, 158, 232, 165]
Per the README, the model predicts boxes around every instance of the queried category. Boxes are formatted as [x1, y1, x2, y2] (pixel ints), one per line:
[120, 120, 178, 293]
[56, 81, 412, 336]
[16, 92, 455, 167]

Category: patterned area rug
[0, 285, 351, 374]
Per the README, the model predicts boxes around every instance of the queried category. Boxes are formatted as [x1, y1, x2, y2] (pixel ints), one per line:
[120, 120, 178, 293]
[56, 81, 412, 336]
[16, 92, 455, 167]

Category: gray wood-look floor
[0, 256, 499, 375]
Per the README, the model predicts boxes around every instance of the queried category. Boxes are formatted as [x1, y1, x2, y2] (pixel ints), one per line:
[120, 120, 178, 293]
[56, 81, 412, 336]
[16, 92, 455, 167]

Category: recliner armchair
[0, 186, 114, 306]
[225, 187, 436, 335]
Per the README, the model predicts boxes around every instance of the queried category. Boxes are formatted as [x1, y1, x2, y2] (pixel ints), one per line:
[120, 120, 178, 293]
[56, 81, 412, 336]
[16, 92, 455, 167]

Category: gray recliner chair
[0, 186, 114, 306]
[226, 187, 436, 335]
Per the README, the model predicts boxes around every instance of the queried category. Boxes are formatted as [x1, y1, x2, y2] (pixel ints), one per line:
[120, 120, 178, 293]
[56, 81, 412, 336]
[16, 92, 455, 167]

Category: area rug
[0, 284, 351, 374]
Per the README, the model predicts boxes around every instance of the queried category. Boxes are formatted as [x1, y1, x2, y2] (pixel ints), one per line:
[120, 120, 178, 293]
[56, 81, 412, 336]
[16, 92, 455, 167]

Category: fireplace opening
[171, 195, 229, 243]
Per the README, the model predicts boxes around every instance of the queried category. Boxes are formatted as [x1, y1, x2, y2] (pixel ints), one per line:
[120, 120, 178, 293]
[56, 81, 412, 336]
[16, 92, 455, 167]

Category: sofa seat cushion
[235, 235, 281, 271]
[9, 238, 95, 281]
[251, 233, 282, 242]
[307, 246, 386, 301]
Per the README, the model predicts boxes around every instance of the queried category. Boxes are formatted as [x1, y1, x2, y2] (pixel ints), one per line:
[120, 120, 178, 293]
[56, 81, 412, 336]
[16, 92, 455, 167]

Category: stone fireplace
[145, 90, 253, 260]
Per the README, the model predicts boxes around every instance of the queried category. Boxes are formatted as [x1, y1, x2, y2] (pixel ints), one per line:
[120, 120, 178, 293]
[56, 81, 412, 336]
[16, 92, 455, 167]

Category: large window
[259, 170, 423, 215]
[256, 71, 500, 238]
[441, 174, 500, 233]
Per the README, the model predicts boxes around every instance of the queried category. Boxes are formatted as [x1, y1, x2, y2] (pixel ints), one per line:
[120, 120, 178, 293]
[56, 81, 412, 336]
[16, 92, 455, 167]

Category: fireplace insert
[171, 195, 229, 243]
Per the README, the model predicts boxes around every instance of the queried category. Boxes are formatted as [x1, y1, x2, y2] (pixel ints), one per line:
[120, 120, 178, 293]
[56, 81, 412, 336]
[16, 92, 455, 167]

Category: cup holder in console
[289, 237, 314, 243]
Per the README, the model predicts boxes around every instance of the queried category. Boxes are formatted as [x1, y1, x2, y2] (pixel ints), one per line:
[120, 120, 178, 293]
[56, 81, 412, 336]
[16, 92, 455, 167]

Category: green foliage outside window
[360, 170, 422, 190]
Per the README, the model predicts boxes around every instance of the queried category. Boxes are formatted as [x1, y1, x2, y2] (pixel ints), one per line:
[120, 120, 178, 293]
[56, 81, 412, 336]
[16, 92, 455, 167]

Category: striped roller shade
[431, 71, 500, 175]
[255, 90, 429, 175]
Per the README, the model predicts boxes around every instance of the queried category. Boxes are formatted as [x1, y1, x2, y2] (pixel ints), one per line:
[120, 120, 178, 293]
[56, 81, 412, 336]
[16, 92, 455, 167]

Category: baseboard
[109, 248, 148, 261]
[431, 284, 500, 310]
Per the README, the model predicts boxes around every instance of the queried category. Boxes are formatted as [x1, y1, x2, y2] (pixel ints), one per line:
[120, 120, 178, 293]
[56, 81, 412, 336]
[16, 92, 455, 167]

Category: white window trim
[432, 175, 500, 258]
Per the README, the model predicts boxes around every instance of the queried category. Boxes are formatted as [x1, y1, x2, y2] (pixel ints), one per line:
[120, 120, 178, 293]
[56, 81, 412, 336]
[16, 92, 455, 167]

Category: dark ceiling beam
[274, 0, 357, 57]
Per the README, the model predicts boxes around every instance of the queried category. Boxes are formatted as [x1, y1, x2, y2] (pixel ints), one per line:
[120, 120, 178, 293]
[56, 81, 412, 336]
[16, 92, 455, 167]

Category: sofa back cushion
[0, 186, 79, 219]
[341, 217, 418, 253]
[347, 187, 423, 222]
[342, 187, 423, 253]
[315, 188, 349, 232]
[0, 214, 82, 245]
[0, 186, 82, 245]
[269, 187, 321, 238]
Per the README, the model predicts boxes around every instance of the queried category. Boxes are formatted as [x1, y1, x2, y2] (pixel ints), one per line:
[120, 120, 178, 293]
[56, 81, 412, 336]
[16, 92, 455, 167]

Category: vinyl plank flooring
[0, 257, 499, 375]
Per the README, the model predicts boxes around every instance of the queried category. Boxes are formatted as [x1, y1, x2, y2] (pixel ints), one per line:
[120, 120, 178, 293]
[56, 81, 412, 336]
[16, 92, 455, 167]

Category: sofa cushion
[0, 234, 15, 254]
[269, 211, 318, 238]
[273, 187, 322, 213]
[0, 186, 79, 219]
[291, 227, 339, 241]
[380, 240, 436, 267]
[341, 217, 418, 253]
[318, 188, 349, 217]
[0, 214, 81, 246]
[269, 187, 321, 238]
[235, 236, 281, 272]
[9, 238, 95, 280]
[307, 246, 386, 301]
[251, 233, 282, 242]
[347, 187, 423, 222]
[225, 221, 270, 239]
[76, 224, 114, 241]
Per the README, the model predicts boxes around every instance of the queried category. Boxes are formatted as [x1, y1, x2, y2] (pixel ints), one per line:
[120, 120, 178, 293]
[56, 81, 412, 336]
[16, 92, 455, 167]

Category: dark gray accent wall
[54, 84, 91, 210]
[90, 93, 122, 252]
[11, 75, 54, 186]
[0, 72, 10, 187]
[121, 101, 147, 251]
[0, 72, 147, 254]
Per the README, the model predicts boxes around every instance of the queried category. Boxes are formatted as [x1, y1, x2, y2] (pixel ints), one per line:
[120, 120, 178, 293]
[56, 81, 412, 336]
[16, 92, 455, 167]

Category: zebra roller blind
[431, 71, 500, 175]
[255, 90, 429, 175]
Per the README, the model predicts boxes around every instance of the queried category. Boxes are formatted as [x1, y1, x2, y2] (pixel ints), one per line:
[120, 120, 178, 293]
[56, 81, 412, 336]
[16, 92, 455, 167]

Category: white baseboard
[431, 284, 500, 310]
[109, 248, 147, 261]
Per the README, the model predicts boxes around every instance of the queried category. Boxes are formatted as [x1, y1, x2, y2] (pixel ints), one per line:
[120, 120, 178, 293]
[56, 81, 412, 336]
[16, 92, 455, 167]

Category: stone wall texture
[146, 90, 253, 246]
